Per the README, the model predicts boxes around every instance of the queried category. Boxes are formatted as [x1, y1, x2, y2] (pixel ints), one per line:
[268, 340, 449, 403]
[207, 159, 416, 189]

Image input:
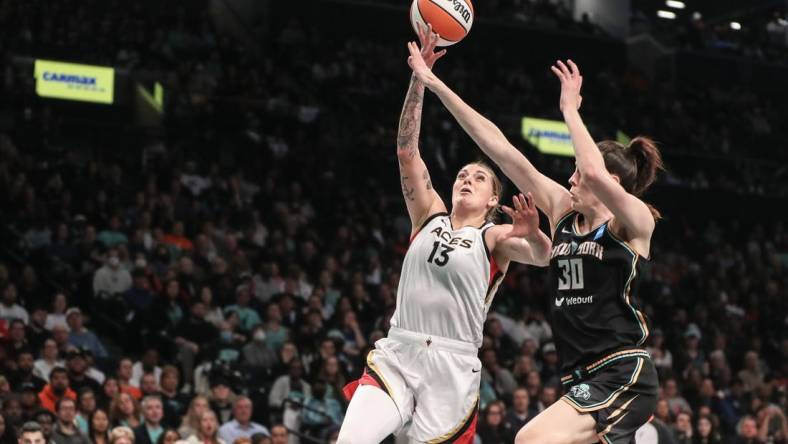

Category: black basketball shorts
[559, 349, 659, 444]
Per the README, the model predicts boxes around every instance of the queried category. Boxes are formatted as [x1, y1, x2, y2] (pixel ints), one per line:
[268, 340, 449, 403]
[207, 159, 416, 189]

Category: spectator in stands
[646, 328, 673, 374]
[108, 426, 135, 444]
[124, 269, 156, 314]
[158, 366, 187, 429]
[738, 351, 766, 393]
[110, 393, 142, 429]
[536, 386, 558, 412]
[695, 414, 723, 444]
[75, 388, 97, 434]
[93, 250, 133, 298]
[97, 216, 129, 249]
[18, 422, 46, 444]
[268, 360, 311, 410]
[39, 368, 76, 413]
[34, 339, 64, 382]
[52, 398, 90, 444]
[66, 309, 108, 359]
[174, 302, 217, 386]
[89, 409, 111, 444]
[10, 350, 46, 392]
[33, 410, 56, 442]
[223, 287, 261, 333]
[1, 399, 22, 437]
[178, 396, 209, 439]
[673, 411, 694, 444]
[197, 287, 224, 328]
[99, 379, 120, 412]
[208, 379, 235, 425]
[3, 319, 29, 360]
[26, 307, 49, 351]
[51, 326, 72, 354]
[301, 381, 343, 431]
[316, 355, 345, 401]
[480, 347, 517, 401]
[66, 350, 101, 394]
[734, 415, 763, 444]
[117, 359, 142, 400]
[132, 350, 162, 388]
[19, 383, 43, 419]
[154, 430, 179, 444]
[241, 325, 277, 372]
[132, 396, 164, 444]
[506, 388, 534, 432]
[0, 414, 12, 444]
[0, 283, 28, 324]
[185, 411, 223, 444]
[269, 425, 287, 444]
[664, 377, 693, 416]
[45, 294, 69, 331]
[139, 374, 159, 398]
[217, 397, 269, 444]
[756, 405, 788, 443]
[476, 401, 514, 444]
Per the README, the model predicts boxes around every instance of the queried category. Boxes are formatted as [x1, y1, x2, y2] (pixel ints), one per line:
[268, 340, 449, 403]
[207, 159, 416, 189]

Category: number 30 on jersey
[557, 258, 584, 290]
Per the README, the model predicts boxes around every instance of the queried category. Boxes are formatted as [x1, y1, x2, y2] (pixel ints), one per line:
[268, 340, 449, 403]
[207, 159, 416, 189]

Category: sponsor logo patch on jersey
[570, 383, 591, 401]
[554, 295, 594, 307]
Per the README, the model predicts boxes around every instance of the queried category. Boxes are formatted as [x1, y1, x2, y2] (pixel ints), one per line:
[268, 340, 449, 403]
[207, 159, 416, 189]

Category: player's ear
[609, 174, 621, 185]
[488, 194, 499, 209]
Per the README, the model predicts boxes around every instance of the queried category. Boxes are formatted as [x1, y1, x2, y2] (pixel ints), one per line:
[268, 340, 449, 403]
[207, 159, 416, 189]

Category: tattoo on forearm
[423, 169, 432, 190]
[401, 175, 415, 201]
[397, 76, 425, 159]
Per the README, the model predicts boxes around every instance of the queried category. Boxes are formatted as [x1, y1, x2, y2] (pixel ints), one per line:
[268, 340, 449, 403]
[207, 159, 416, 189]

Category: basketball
[410, 0, 474, 47]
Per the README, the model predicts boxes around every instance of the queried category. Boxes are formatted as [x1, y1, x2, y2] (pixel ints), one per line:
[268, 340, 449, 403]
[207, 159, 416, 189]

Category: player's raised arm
[406, 41, 571, 229]
[397, 25, 448, 233]
[551, 60, 661, 251]
[490, 192, 552, 267]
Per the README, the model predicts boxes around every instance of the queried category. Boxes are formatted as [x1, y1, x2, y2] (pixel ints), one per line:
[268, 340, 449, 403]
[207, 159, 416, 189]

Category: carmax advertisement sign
[521, 117, 574, 157]
[34, 59, 114, 104]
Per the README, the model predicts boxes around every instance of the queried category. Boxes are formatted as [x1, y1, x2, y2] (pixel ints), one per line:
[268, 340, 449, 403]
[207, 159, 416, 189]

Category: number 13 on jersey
[427, 241, 455, 266]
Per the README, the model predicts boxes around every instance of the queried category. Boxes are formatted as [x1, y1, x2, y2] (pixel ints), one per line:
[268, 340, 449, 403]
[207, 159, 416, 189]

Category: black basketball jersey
[548, 211, 650, 372]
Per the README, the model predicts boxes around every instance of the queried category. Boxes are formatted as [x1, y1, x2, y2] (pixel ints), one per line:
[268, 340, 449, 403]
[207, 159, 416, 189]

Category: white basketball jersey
[391, 213, 506, 347]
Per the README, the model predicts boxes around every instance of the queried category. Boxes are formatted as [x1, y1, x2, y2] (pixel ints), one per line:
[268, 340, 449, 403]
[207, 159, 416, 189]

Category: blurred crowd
[1, 0, 787, 444]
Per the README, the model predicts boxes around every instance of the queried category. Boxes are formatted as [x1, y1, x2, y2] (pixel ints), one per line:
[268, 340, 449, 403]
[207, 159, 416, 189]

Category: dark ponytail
[598, 136, 664, 220]
[628, 137, 663, 196]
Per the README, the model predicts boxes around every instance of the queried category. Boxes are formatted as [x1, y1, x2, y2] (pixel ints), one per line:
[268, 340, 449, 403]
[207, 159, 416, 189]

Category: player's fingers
[501, 206, 515, 218]
[518, 194, 529, 212]
[550, 66, 565, 81]
[525, 192, 534, 209]
[512, 195, 522, 212]
[557, 60, 571, 78]
[408, 42, 420, 57]
[435, 49, 447, 60]
[567, 59, 580, 77]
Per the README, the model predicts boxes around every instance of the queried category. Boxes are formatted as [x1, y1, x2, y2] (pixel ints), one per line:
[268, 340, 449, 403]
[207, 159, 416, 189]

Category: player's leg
[514, 399, 599, 444]
[337, 385, 402, 444]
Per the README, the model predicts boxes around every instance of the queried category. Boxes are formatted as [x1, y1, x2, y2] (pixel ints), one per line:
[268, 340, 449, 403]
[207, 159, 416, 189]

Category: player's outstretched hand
[407, 26, 445, 89]
[501, 192, 540, 239]
[416, 23, 447, 69]
[551, 59, 583, 112]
